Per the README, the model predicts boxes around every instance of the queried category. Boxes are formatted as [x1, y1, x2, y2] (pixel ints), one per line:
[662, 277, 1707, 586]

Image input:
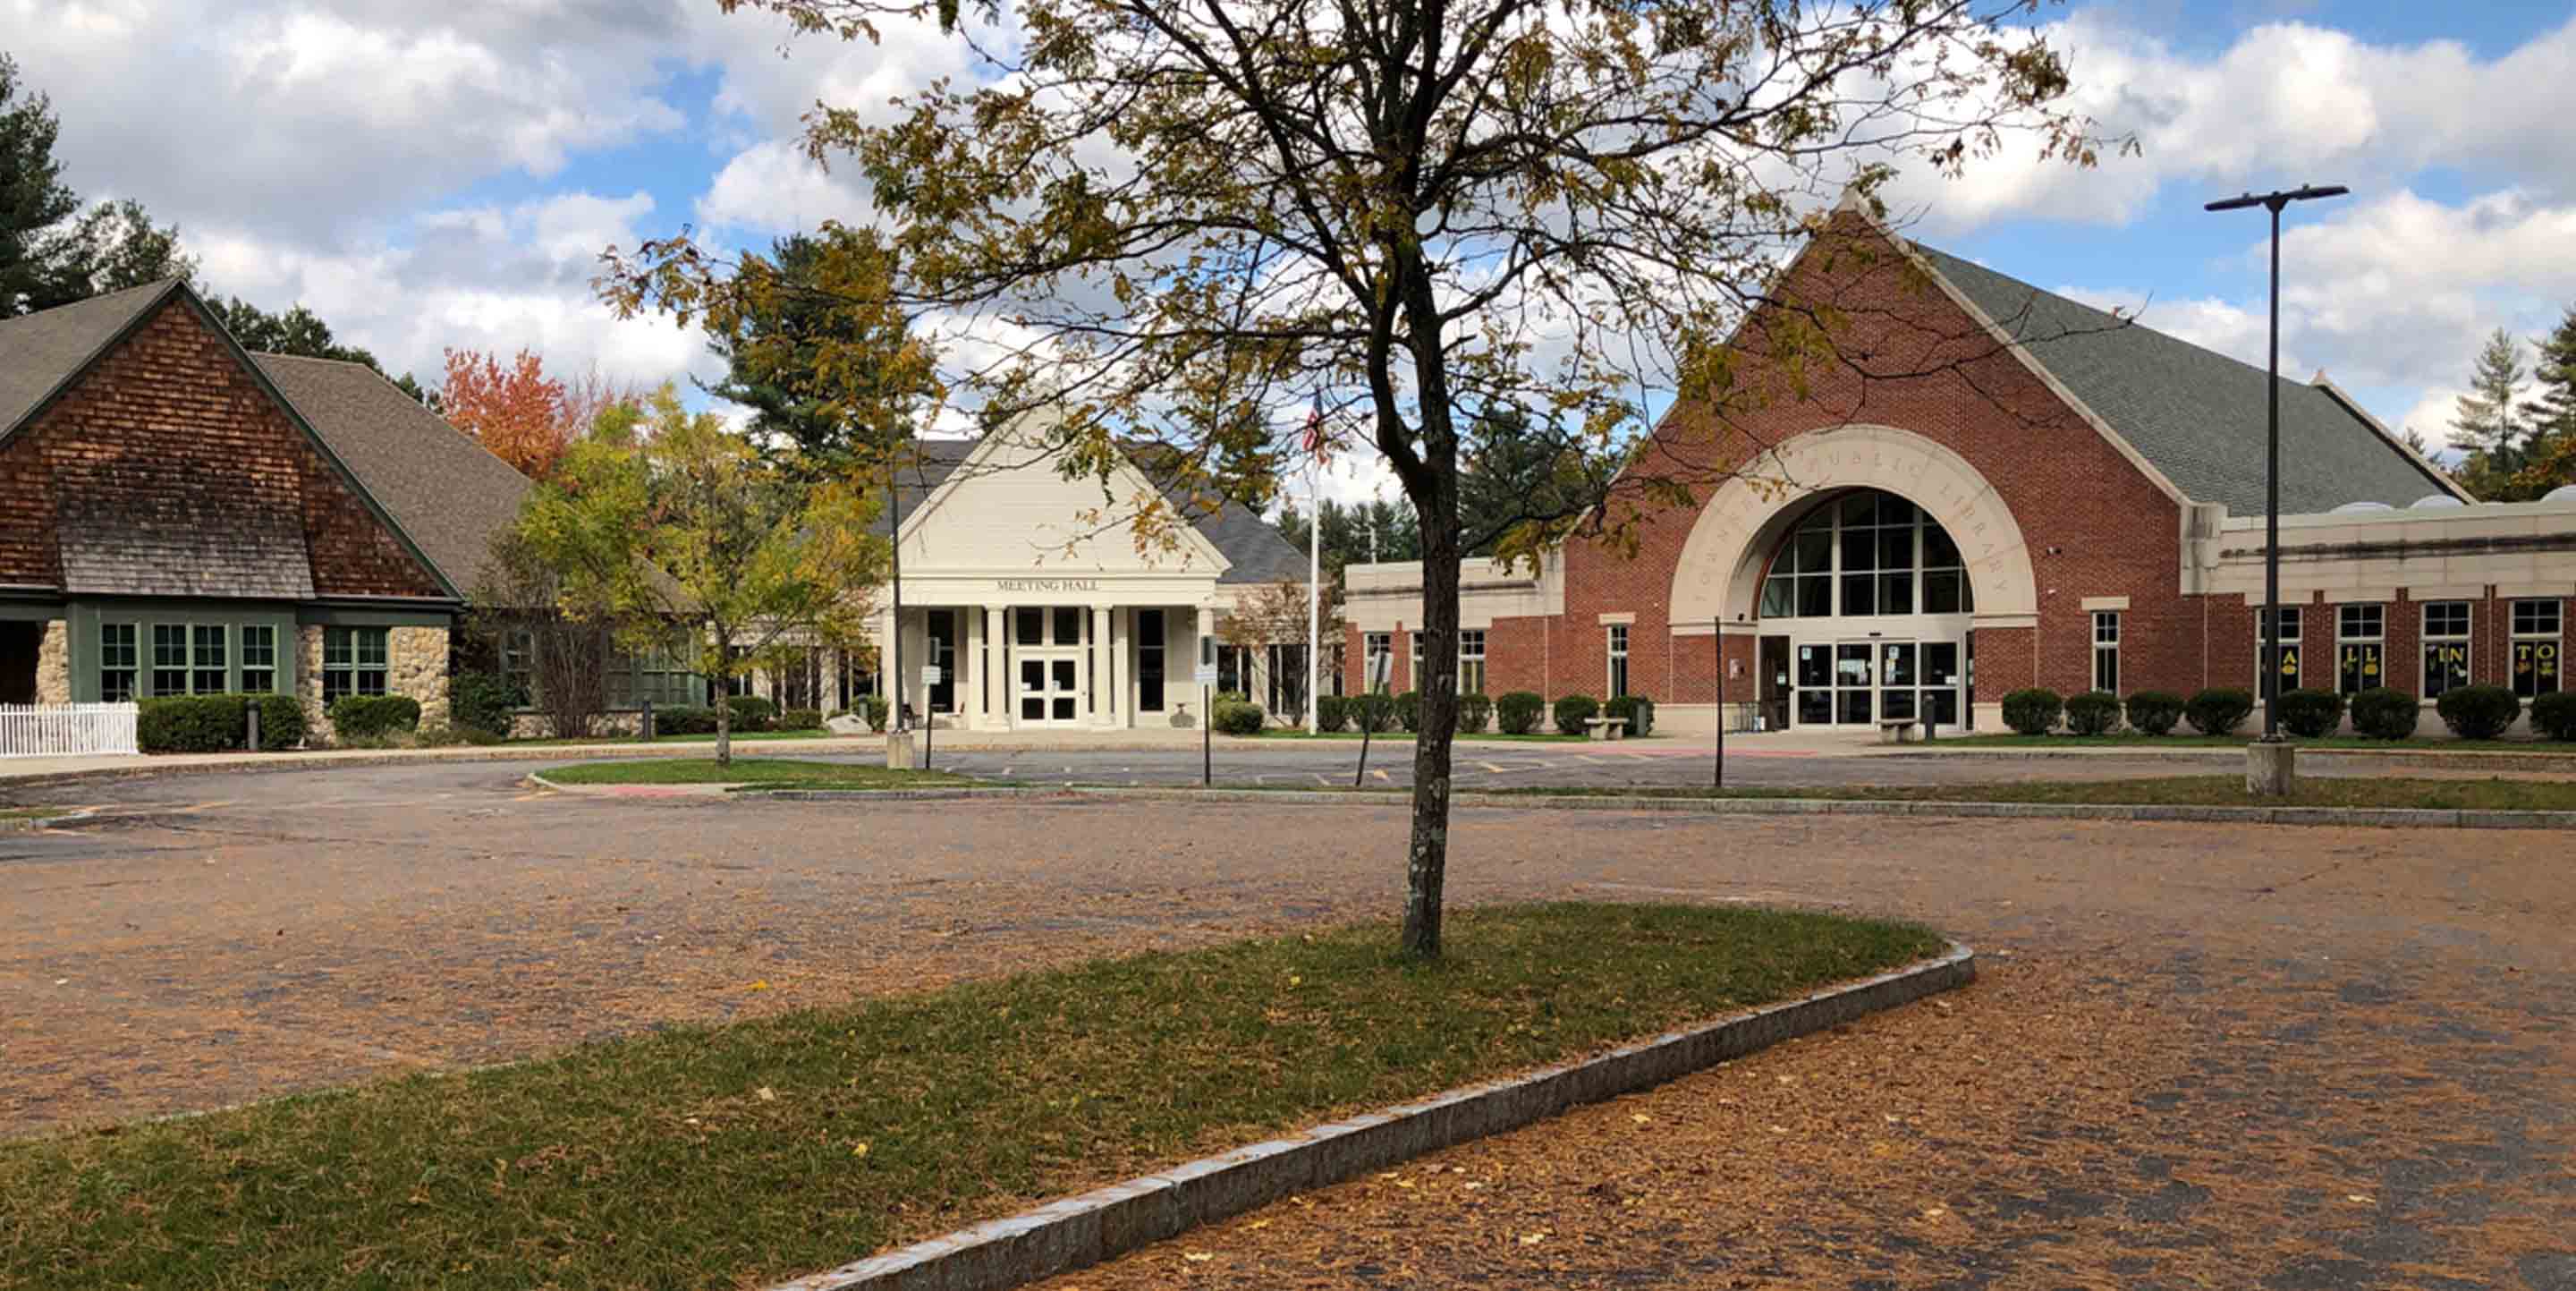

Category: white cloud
[191, 191, 708, 389]
[1887, 11, 2576, 235]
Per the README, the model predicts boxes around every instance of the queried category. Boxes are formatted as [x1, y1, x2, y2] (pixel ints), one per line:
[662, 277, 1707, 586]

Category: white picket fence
[0, 701, 141, 758]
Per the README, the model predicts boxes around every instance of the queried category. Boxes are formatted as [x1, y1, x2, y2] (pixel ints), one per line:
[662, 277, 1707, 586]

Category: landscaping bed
[1934, 733, 2564, 752]
[537, 758, 975, 788]
[1488, 776, 2576, 811]
[1, 903, 1940, 1291]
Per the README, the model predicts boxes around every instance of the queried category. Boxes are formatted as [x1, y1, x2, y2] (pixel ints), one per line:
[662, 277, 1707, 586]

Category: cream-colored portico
[869, 424, 1241, 730]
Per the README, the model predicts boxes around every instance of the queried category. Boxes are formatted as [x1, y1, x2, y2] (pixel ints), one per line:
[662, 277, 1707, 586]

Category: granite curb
[765, 941, 1975, 1291]
[723, 784, 2576, 830]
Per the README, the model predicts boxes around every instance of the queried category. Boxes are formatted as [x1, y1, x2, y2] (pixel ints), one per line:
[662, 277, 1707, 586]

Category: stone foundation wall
[391, 625, 450, 728]
[34, 619, 70, 704]
[296, 624, 327, 739]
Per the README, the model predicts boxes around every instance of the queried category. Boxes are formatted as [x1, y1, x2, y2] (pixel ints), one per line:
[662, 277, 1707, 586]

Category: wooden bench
[1878, 718, 1922, 744]
[1584, 717, 1630, 742]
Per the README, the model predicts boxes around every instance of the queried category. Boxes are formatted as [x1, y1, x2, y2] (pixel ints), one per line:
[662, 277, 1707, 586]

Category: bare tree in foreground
[608, 0, 2106, 956]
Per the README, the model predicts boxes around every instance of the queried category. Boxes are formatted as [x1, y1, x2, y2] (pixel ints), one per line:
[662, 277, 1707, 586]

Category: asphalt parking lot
[4, 758, 2572, 1287]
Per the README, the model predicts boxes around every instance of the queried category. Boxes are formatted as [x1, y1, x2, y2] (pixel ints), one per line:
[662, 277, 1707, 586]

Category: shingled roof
[0, 281, 176, 437]
[874, 437, 1305, 584]
[253, 353, 530, 595]
[1909, 244, 2458, 515]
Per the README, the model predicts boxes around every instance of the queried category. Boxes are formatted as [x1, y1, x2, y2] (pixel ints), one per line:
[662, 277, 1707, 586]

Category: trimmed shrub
[2276, 688, 2345, 739]
[651, 704, 716, 735]
[250, 693, 305, 749]
[779, 707, 824, 732]
[1394, 690, 1422, 733]
[328, 694, 421, 740]
[1552, 692, 1600, 736]
[2435, 684, 2521, 740]
[725, 695, 776, 733]
[2351, 687, 2420, 740]
[450, 671, 521, 742]
[2124, 690, 2185, 736]
[1353, 692, 1398, 733]
[865, 695, 891, 733]
[1457, 692, 1493, 735]
[2063, 690, 2122, 736]
[1314, 694, 1349, 733]
[1604, 693, 1657, 736]
[2185, 687, 2256, 736]
[2531, 691, 2576, 742]
[1496, 691, 1545, 735]
[2000, 688, 2063, 736]
[138, 694, 242, 753]
[1213, 698, 1267, 735]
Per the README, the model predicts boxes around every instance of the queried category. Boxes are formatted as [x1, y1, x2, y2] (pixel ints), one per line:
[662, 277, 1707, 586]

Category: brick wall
[0, 296, 445, 599]
[1462, 213, 2197, 706]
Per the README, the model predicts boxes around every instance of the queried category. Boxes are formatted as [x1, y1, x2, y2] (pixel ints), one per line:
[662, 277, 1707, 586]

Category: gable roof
[1905, 243, 2461, 514]
[875, 436, 1304, 584]
[253, 353, 532, 596]
[0, 280, 179, 438]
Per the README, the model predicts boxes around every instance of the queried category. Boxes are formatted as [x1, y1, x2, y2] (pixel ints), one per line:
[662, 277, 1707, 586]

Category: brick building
[1344, 208, 2576, 735]
[0, 279, 530, 735]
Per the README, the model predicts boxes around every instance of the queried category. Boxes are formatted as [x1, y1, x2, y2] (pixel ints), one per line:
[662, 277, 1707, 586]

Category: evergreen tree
[0, 54, 79, 316]
[0, 55, 197, 313]
[2450, 328, 2535, 500]
[702, 227, 922, 472]
[2535, 303, 2576, 441]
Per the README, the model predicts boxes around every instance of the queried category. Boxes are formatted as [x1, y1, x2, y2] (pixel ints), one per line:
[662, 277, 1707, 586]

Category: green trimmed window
[98, 623, 138, 702]
[240, 625, 277, 694]
[323, 626, 390, 703]
[151, 624, 189, 696]
[192, 625, 228, 694]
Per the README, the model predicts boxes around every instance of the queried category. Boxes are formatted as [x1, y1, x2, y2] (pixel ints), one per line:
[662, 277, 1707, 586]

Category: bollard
[640, 698, 656, 742]
[245, 698, 260, 752]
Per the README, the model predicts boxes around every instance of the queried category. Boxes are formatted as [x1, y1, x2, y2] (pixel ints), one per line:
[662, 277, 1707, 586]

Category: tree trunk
[1402, 484, 1461, 958]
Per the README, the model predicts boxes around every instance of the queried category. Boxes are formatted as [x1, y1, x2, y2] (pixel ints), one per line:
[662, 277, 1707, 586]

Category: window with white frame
[2512, 599, 2563, 698]
[1362, 632, 1392, 691]
[1409, 633, 1422, 689]
[2257, 606, 2303, 699]
[1458, 629, 1487, 696]
[1606, 624, 1630, 697]
[2336, 604, 2385, 694]
[97, 623, 137, 701]
[2091, 611, 2121, 693]
[2421, 601, 2471, 698]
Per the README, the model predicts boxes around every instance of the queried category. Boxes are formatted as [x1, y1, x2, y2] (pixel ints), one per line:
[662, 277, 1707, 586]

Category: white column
[959, 607, 981, 729]
[1091, 605, 1114, 727]
[984, 605, 1009, 728]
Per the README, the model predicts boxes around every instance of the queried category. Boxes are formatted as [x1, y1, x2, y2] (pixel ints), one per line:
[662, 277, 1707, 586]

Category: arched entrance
[1668, 424, 2038, 732]
[1758, 488, 1974, 728]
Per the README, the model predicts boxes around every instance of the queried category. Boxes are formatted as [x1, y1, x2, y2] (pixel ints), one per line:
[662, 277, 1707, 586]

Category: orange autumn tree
[443, 347, 574, 478]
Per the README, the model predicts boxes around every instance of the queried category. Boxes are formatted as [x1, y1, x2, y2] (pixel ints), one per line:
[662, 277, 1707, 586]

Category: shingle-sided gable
[0, 291, 451, 601]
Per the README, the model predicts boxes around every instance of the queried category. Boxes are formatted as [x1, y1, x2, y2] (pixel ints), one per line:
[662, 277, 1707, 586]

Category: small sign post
[1354, 648, 1393, 787]
[1713, 617, 1724, 790]
[1196, 638, 1217, 786]
[920, 664, 943, 769]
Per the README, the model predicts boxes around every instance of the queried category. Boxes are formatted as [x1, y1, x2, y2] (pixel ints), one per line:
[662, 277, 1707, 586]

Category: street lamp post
[2206, 183, 2346, 790]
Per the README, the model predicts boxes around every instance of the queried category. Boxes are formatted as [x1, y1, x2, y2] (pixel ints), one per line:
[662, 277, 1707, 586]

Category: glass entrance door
[1834, 643, 1873, 724]
[1013, 607, 1088, 726]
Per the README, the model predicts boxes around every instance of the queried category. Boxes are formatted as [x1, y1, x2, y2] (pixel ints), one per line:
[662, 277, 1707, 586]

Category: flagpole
[1308, 453, 1322, 732]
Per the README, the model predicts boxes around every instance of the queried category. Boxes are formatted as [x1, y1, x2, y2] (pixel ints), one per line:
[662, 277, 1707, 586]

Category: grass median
[2, 903, 1941, 1291]
[1931, 733, 2561, 752]
[538, 758, 978, 788]
[1487, 775, 2576, 811]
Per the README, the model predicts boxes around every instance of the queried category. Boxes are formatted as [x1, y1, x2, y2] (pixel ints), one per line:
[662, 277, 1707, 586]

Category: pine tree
[0, 55, 79, 316]
[2450, 328, 2534, 500]
[2534, 303, 2576, 441]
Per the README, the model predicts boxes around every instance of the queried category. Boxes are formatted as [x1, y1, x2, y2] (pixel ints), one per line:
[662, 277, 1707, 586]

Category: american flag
[1300, 392, 1330, 464]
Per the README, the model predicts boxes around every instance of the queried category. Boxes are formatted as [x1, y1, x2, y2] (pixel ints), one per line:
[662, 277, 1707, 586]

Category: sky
[10, 0, 2574, 506]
